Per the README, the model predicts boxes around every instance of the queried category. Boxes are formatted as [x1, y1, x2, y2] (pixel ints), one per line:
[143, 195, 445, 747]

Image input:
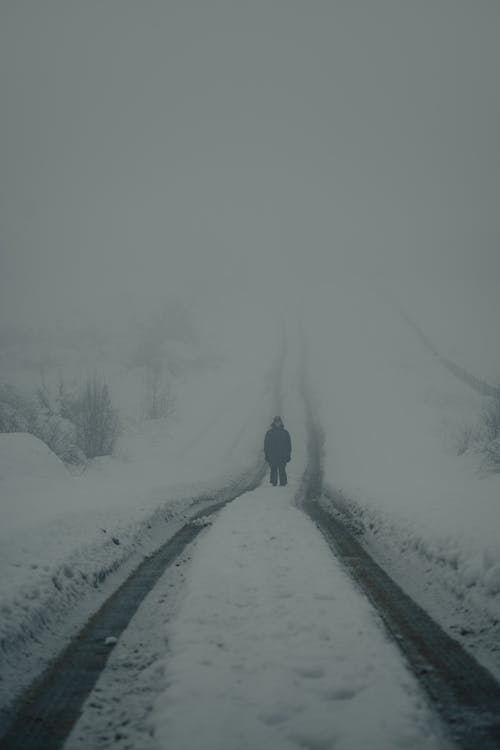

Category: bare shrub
[484, 438, 500, 471]
[479, 395, 500, 472]
[65, 378, 120, 459]
[481, 395, 500, 443]
[0, 384, 37, 433]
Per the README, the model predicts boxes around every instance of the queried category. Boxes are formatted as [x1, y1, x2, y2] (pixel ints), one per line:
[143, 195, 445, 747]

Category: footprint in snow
[258, 710, 289, 726]
[321, 685, 362, 701]
[314, 592, 335, 601]
[288, 730, 338, 750]
[293, 665, 326, 679]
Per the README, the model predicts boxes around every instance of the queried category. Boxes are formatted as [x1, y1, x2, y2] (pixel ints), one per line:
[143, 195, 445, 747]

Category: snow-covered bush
[476, 395, 500, 472]
[484, 438, 500, 471]
[0, 383, 86, 465]
[31, 383, 85, 465]
[34, 412, 85, 465]
[0, 384, 37, 433]
[481, 395, 500, 442]
[0, 378, 120, 463]
[453, 396, 500, 472]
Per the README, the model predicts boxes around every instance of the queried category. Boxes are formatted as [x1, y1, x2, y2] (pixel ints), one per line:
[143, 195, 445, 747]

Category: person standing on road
[264, 416, 292, 486]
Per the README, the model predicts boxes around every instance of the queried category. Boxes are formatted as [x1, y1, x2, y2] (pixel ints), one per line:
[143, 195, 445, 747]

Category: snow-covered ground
[302, 280, 500, 676]
[64, 453, 450, 750]
[1, 282, 500, 742]
[152, 483, 449, 750]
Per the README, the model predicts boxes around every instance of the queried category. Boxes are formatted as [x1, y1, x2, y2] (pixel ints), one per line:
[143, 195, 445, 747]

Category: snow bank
[0, 432, 69, 482]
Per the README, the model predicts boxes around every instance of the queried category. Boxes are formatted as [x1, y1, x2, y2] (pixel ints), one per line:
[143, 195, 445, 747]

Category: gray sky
[1, 0, 499, 329]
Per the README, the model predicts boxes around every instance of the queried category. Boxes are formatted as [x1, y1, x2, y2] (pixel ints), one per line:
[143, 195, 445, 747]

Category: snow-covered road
[152, 482, 449, 750]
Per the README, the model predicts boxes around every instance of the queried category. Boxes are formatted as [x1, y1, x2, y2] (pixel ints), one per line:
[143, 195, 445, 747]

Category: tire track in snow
[396, 305, 500, 398]
[0, 478, 263, 750]
[154, 483, 448, 750]
[298, 369, 500, 749]
[302, 497, 500, 750]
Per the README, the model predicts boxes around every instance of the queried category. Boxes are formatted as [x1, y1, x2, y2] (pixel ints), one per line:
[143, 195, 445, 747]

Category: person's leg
[278, 462, 287, 486]
[270, 464, 278, 485]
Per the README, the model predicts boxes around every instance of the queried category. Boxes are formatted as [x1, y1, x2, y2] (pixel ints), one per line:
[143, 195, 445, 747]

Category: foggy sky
[1, 1, 499, 330]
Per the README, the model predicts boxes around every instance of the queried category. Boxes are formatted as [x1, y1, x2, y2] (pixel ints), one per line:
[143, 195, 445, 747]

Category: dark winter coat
[264, 425, 292, 465]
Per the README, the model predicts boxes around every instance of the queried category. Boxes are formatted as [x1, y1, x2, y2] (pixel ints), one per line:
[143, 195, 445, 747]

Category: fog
[3, 6, 500, 744]
[1, 0, 499, 337]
